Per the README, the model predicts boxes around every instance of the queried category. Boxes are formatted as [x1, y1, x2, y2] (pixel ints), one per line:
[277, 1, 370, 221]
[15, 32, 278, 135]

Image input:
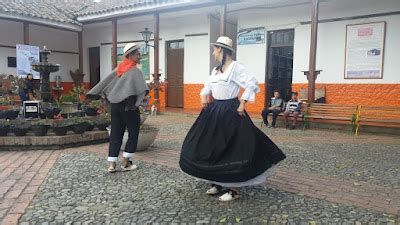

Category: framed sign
[23, 101, 40, 118]
[344, 22, 386, 79]
[116, 46, 150, 80]
[237, 27, 265, 45]
[16, 44, 40, 79]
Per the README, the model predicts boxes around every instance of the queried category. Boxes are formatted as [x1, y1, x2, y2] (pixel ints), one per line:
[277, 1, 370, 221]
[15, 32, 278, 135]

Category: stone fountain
[31, 46, 60, 102]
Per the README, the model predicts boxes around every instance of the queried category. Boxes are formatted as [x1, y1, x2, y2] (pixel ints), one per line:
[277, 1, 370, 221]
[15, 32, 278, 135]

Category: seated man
[261, 90, 283, 128]
[283, 92, 302, 130]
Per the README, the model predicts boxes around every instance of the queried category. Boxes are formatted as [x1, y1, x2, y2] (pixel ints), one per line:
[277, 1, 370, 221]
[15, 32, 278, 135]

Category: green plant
[0, 119, 10, 126]
[87, 100, 102, 108]
[52, 119, 70, 127]
[0, 98, 9, 106]
[32, 119, 49, 126]
[70, 85, 87, 103]
[10, 119, 30, 129]
[61, 94, 79, 103]
[70, 117, 89, 126]
[94, 114, 111, 125]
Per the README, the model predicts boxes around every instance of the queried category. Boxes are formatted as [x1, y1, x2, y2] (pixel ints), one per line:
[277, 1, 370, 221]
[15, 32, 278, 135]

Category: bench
[355, 106, 400, 135]
[299, 88, 326, 103]
[303, 103, 359, 131]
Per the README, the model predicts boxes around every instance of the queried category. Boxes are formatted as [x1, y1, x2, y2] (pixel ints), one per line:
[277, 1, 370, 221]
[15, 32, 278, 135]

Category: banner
[237, 27, 265, 45]
[16, 44, 40, 79]
[345, 22, 386, 79]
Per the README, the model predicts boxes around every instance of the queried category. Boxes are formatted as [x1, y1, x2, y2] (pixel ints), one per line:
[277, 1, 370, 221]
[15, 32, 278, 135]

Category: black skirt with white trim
[179, 98, 286, 183]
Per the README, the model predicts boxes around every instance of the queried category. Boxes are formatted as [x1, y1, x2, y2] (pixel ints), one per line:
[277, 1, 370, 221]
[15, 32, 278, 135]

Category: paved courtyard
[1, 113, 400, 224]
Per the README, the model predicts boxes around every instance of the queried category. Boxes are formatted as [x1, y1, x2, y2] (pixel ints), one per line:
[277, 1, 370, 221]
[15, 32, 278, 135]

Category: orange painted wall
[182, 83, 266, 113]
[292, 83, 400, 106]
[147, 89, 166, 108]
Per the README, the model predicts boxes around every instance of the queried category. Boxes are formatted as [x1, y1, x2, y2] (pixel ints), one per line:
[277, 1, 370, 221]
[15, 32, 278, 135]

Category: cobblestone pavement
[1, 113, 400, 224]
[19, 153, 399, 224]
[147, 115, 400, 188]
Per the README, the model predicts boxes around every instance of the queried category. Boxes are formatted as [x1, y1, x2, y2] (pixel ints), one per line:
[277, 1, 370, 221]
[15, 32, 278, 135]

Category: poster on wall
[345, 22, 386, 79]
[16, 44, 40, 79]
[116, 46, 150, 80]
[237, 27, 265, 45]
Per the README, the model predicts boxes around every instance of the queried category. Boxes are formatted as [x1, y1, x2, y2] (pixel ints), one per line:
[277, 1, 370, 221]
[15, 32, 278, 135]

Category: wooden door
[266, 29, 294, 104]
[89, 47, 100, 88]
[166, 40, 184, 108]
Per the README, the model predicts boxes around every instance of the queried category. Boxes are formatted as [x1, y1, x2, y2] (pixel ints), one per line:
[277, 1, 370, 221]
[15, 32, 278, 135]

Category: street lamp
[139, 27, 161, 109]
[139, 28, 154, 49]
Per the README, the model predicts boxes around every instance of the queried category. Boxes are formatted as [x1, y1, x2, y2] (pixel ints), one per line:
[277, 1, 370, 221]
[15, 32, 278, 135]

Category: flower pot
[1, 110, 20, 120]
[96, 123, 108, 131]
[71, 122, 87, 134]
[31, 125, 50, 136]
[107, 125, 159, 152]
[0, 111, 7, 120]
[53, 126, 69, 136]
[11, 127, 29, 136]
[0, 125, 9, 136]
[84, 122, 95, 131]
[84, 107, 98, 116]
[42, 107, 62, 119]
[140, 114, 148, 126]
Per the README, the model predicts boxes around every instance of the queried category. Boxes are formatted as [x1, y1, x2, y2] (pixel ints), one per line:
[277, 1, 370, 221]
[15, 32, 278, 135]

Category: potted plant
[94, 114, 111, 131]
[83, 117, 95, 131]
[70, 85, 86, 104]
[0, 107, 20, 120]
[51, 119, 70, 136]
[83, 99, 102, 116]
[0, 98, 10, 110]
[135, 124, 159, 151]
[31, 119, 50, 136]
[106, 110, 159, 151]
[10, 119, 30, 136]
[0, 120, 10, 136]
[41, 105, 62, 119]
[69, 117, 87, 134]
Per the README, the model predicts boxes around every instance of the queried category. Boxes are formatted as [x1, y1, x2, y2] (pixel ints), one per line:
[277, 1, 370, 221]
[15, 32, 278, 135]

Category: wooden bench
[303, 103, 359, 131]
[355, 106, 400, 135]
[299, 88, 326, 103]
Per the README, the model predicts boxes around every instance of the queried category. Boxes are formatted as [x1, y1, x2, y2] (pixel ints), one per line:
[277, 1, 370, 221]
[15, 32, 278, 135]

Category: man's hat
[122, 43, 140, 57]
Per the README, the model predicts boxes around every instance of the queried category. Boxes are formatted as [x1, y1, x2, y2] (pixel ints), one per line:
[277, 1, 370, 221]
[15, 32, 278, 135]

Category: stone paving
[19, 153, 399, 224]
[0, 113, 399, 224]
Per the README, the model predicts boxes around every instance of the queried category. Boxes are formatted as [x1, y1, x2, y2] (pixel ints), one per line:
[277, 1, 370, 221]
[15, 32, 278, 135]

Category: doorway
[89, 47, 100, 88]
[166, 40, 184, 108]
[265, 29, 294, 105]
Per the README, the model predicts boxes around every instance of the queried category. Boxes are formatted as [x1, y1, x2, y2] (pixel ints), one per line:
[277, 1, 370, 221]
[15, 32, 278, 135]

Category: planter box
[107, 125, 159, 152]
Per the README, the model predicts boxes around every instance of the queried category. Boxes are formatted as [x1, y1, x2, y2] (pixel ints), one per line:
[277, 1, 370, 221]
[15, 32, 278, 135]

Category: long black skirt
[179, 98, 286, 183]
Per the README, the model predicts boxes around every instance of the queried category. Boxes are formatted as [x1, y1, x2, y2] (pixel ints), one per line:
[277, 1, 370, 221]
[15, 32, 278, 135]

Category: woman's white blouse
[200, 61, 259, 102]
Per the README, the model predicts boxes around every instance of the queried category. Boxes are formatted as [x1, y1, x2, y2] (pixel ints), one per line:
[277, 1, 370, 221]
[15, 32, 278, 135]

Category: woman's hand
[237, 100, 246, 117]
[200, 95, 209, 109]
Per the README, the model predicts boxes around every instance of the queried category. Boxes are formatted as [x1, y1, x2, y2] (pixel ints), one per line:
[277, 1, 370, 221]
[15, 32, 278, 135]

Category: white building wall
[0, 20, 23, 75]
[83, 11, 210, 84]
[236, 0, 400, 85]
[0, 20, 79, 82]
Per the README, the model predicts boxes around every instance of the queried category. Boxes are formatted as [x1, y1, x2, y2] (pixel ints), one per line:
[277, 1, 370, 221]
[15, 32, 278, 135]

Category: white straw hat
[122, 43, 140, 57]
[211, 36, 234, 52]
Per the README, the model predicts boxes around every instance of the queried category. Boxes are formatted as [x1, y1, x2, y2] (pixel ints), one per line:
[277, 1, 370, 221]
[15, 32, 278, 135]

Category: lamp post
[139, 27, 160, 109]
[139, 28, 154, 50]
